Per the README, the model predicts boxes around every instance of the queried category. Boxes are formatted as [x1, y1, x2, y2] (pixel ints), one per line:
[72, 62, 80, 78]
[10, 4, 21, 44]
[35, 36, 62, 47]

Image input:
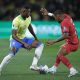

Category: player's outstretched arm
[46, 33, 69, 45]
[28, 24, 38, 40]
[40, 8, 54, 17]
[54, 33, 69, 43]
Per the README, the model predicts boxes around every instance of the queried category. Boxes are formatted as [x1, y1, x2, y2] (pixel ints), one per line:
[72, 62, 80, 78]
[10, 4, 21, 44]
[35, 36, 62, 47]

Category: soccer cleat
[68, 69, 78, 77]
[47, 66, 57, 74]
[30, 65, 40, 71]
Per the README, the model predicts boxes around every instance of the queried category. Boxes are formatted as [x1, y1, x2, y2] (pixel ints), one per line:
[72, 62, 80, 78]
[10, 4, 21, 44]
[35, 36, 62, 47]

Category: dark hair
[54, 10, 64, 16]
[22, 5, 31, 9]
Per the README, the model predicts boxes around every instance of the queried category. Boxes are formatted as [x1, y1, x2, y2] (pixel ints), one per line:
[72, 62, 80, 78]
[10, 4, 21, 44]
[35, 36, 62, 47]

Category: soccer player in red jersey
[40, 8, 79, 77]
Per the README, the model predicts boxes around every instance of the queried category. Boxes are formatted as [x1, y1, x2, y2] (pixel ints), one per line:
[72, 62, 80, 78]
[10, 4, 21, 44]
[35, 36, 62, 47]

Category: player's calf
[30, 43, 44, 70]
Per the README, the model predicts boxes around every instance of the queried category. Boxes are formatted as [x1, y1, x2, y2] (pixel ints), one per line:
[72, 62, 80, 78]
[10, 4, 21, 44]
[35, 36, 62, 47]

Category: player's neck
[22, 16, 26, 20]
[21, 15, 26, 20]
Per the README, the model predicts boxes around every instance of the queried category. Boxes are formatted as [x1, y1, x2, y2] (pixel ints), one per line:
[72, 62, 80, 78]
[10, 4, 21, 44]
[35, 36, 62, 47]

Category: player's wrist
[48, 13, 54, 16]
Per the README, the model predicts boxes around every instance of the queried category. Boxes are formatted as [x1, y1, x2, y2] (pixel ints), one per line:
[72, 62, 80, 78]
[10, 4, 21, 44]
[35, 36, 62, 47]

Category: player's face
[21, 8, 31, 17]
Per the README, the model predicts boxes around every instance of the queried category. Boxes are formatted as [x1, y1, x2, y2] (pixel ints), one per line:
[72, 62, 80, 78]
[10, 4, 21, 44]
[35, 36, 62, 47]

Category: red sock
[54, 56, 61, 67]
[58, 54, 73, 69]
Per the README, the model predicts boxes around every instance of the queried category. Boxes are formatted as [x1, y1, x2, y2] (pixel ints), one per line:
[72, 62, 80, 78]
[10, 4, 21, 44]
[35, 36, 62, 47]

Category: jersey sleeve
[12, 18, 19, 30]
[61, 21, 69, 33]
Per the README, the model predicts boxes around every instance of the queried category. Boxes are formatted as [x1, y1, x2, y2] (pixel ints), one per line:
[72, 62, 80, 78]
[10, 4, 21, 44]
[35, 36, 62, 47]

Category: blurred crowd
[0, 0, 80, 20]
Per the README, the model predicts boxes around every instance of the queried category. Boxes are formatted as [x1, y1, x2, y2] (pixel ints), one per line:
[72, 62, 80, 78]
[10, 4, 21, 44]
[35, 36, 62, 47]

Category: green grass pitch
[0, 39, 80, 80]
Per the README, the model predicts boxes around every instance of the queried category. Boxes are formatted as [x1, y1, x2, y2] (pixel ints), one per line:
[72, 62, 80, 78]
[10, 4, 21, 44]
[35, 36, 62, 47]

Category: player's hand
[23, 43, 32, 50]
[46, 40, 56, 46]
[40, 8, 48, 16]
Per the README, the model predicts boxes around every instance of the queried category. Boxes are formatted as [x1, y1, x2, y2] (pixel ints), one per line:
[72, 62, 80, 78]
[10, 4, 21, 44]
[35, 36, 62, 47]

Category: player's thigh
[57, 43, 71, 56]
[59, 43, 78, 56]
[57, 47, 67, 56]
[10, 39, 22, 54]
[23, 37, 42, 48]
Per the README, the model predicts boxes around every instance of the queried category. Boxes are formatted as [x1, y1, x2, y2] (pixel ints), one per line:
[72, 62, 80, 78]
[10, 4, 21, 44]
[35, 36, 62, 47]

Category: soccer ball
[39, 65, 48, 74]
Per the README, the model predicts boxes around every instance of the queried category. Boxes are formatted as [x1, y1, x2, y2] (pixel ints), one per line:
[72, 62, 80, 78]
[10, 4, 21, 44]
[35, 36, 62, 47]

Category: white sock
[31, 44, 44, 66]
[0, 53, 14, 70]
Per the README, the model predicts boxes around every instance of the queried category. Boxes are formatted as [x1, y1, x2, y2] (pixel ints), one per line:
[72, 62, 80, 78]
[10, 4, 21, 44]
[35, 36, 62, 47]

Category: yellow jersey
[10, 15, 31, 40]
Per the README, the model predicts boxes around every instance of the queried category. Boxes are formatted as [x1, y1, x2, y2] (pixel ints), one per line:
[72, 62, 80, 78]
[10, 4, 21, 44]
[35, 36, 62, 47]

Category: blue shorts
[10, 37, 41, 51]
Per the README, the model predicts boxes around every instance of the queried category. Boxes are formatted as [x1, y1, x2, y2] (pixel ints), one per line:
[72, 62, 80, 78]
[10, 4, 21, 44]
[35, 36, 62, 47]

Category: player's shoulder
[13, 15, 21, 22]
[28, 16, 31, 19]
[61, 20, 70, 28]
[61, 19, 67, 26]
[27, 16, 31, 20]
[26, 16, 31, 23]
[64, 14, 71, 22]
[61, 15, 71, 26]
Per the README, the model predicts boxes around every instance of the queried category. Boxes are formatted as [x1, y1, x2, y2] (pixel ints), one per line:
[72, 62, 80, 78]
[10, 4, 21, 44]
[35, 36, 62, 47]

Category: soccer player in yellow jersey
[0, 6, 44, 74]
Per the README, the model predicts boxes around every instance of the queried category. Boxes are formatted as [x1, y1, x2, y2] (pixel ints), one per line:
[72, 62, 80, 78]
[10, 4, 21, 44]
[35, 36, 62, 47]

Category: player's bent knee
[32, 40, 39, 48]
[57, 47, 67, 56]
[38, 43, 44, 48]
[33, 41, 44, 48]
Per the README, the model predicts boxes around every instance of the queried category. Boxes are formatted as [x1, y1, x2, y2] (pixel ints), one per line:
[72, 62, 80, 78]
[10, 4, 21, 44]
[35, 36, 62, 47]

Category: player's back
[61, 14, 79, 44]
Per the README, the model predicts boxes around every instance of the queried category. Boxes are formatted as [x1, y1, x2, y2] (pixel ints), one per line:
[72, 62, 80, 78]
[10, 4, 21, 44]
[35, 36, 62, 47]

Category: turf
[0, 39, 80, 80]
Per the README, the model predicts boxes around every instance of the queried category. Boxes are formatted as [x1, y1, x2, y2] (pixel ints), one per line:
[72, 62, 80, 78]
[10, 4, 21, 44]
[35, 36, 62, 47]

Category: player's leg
[57, 47, 78, 77]
[47, 47, 67, 74]
[30, 43, 44, 70]
[0, 39, 21, 74]
[0, 48, 16, 72]
[49, 48, 65, 71]
[48, 43, 78, 77]
[23, 37, 44, 70]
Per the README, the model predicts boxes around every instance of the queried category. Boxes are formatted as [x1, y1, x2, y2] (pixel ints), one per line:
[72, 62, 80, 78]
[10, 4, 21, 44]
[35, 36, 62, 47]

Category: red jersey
[61, 14, 79, 44]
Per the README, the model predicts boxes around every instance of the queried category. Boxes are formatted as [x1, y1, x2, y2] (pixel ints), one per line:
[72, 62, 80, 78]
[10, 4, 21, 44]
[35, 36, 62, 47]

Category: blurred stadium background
[0, 0, 80, 39]
[0, 0, 80, 80]
[0, 0, 80, 20]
